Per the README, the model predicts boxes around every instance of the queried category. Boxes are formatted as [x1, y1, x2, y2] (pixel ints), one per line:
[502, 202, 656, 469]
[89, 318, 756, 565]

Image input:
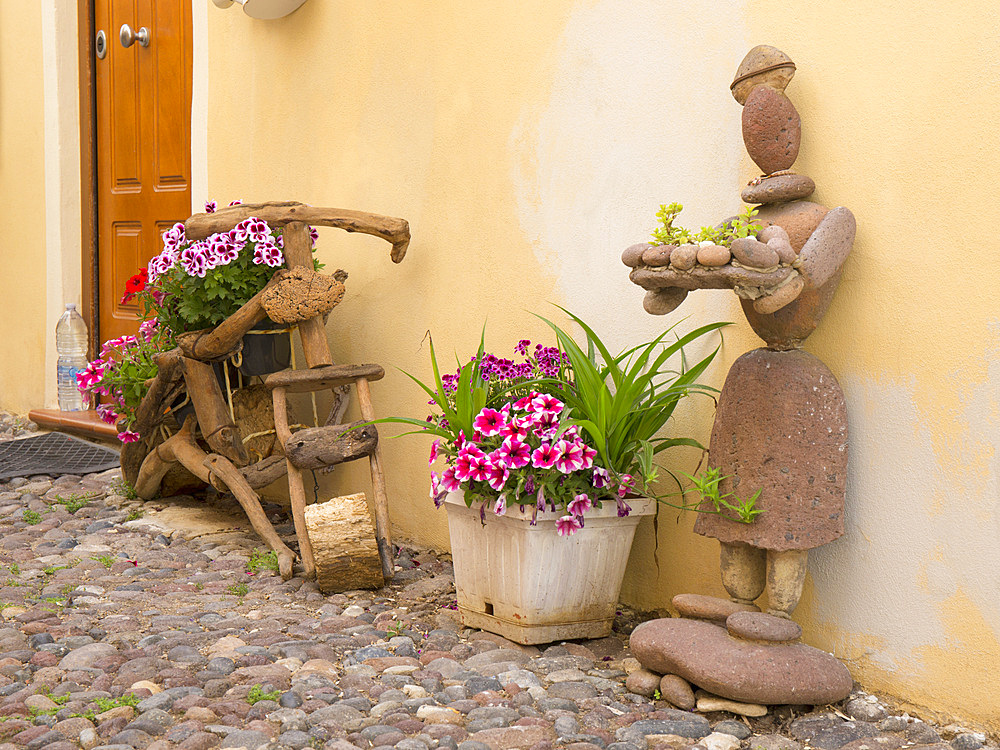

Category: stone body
[742, 85, 801, 175]
[694, 348, 847, 550]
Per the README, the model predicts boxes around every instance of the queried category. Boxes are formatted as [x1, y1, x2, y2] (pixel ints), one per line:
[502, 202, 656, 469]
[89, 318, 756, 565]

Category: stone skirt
[693, 347, 847, 551]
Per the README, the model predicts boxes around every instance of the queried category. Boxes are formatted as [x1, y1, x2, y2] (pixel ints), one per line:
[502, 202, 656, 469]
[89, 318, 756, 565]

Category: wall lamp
[211, 0, 309, 20]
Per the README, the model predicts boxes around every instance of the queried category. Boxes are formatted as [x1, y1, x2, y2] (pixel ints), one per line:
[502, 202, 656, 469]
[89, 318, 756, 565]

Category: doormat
[0, 432, 120, 480]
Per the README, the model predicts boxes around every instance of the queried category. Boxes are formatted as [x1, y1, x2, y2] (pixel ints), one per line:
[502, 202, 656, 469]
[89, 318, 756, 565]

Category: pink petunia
[530, 393, 564, 415]
[473, 408, 505, 437]
[512, 392, 537, 411]
[428, 439, 441, 466]
[454, 444, 485, 481]
[568, 493, 592, 517]
[499, 416, 530, 441]
[493, 494, 507, 516]
[531, 442, 559, 470]
[96, 404, 118, 424]
[497, 437, 531, 469]
[439, 466, 461, 492]
[580, 444, 598, 470]
[484, 459, 509, 491]
[555, 515, 583, 537]
[118, 430, 141, 443]
[204, 200, 217, 213]
[429, 471, 440, 498]
[466, 454, 490, 483]
[554, 440, 585, 474]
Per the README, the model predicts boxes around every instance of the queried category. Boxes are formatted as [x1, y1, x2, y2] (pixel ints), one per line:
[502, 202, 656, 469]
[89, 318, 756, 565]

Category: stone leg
[766, 548, 809, 617]
[720, 542, 766, 605]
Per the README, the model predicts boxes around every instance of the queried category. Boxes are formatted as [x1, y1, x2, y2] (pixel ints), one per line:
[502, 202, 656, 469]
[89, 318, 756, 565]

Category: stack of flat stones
[626, 595, 852, 716]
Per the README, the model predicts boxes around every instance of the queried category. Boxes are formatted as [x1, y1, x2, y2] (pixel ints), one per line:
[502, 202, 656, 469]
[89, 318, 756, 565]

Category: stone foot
[766, 548, 809, 617]
[720, 541, 766, 605]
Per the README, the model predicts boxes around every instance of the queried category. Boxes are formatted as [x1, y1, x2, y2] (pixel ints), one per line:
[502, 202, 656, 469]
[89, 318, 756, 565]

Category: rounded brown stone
[693, 348, 848, 551]
[697, 244, 731, 267]
[753, 273, 805, 315]
[622, 243, 651, 268]
[672, 594, 759, 622]
[755, 201, 828, 252]
[630, 617, 853, 705]
[642, 244, 676, 267]
[625, 667, 661, 697]
[731, 45, 796, 105]
[757, 225, 789, 244]
[742, 174, 815, 205]
[767, 237, 797, 265]
[670, 244, 699, 271]
[727, 611, 802, 642]
[797, 207, 857, 289]
[730, 238, 779, 269]
[643, 288, 688, 316]
[659, 674, 696, 710]
[743, 85, 801, 175]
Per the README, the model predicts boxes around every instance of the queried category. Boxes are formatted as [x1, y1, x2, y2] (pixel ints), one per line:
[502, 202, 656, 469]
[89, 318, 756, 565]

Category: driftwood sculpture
[124, 201, 409, 588]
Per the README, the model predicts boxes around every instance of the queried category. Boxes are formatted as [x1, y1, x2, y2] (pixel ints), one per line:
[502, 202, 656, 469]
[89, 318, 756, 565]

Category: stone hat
[731, 45, 796, 105]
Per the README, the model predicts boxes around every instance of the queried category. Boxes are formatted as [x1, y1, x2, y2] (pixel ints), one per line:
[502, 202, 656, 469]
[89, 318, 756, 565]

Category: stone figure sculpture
[623, 45, 856, 618]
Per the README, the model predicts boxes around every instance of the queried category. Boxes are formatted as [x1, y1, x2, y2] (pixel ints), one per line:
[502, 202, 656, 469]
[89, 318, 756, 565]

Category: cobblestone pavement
[0, 441, 993, 750]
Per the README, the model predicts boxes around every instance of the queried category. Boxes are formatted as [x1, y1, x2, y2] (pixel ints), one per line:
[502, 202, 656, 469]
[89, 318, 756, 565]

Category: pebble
[730, 237, 779, 269]
[0, 451, 971, 750]
[670, 244, 699, 271]
[742, 173, 815, 205]
[696, 244, 731, 267]
[726, 611, 802, 642]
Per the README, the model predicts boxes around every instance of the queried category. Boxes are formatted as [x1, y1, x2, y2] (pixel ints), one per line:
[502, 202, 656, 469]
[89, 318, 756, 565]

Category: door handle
[120, 23, 150, 48]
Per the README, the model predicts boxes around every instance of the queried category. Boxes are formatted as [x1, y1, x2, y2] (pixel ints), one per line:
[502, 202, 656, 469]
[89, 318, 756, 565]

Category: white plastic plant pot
[443, 491, 655, 645]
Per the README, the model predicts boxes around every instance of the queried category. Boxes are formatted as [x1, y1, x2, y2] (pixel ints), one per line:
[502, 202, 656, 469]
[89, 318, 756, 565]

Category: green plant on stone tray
[21, 509, 42, 525]
[247, 549, 279, 575]
[246, 684, 281, 705]
[682, 466, 764, 524]
[649, 202, 761, 249]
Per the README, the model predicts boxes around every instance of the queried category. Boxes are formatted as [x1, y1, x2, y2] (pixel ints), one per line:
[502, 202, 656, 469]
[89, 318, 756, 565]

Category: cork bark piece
[261, 266, 347, 325]
[693, 348, 848, 551]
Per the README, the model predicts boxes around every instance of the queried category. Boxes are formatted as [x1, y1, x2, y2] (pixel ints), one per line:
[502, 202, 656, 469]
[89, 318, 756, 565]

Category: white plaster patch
[509, 0, 748, 354]
[810, 361, 1000, 670]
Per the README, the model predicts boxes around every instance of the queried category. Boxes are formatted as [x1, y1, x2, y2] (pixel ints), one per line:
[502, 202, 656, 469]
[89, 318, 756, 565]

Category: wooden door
[94, 0, 191, 343]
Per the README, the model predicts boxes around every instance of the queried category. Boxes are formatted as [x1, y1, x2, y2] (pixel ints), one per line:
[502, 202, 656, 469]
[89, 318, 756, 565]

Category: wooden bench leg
[356, 377, 394, 582]
[272, 386, 316, 579]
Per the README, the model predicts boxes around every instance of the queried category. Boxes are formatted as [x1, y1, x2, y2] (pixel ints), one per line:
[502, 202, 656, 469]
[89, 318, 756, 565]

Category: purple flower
[310, 226, 319, 247]
[524, 474, 536, 495]
[161, 222, 186, 252]
[96, 404, 118, 424]
[515, 339, 531, 356]
[616, 496, 632, 517]
[555, 515, 582, 537]
[118, 430, 141, 444]
[592, 467, 611, 488]
[180, 243, 209, 278]
[228, 199, 243, 206]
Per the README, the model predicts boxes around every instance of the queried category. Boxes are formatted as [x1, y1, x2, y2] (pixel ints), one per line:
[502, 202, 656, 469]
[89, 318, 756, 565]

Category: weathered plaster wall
[0, 5, 48, 412]
[203, 0, 1000, 730]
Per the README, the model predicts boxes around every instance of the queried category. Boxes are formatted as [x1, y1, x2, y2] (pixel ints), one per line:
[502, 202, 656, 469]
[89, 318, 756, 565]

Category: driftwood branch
[264, 364, 385, 393]
[282, 222, 332, 368]
[283, 421, 378, 471]
[181, 357, 248, 467]
[120, 348, 185, 484]
[184, 201, 410, 263]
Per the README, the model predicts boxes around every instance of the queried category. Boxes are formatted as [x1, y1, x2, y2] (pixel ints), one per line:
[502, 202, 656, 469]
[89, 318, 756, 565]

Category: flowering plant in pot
[385, 309, 728, 643]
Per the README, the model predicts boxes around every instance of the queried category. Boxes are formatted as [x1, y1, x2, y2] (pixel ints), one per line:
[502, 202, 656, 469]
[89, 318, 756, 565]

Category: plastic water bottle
[56, 303, 90, 411]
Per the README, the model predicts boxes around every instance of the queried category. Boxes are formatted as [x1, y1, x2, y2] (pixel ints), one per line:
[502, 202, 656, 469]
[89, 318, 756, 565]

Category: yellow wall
[0, 4, 47, 412]
[196, 0, 999, 731]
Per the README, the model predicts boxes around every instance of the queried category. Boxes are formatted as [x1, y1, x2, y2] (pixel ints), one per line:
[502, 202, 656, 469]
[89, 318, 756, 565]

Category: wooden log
[272, 386, 316, 579]
[181, 357, 249, 467]
[304, 493, 384, 593]
[241, 455, 288, 490]
[264, 364, 384, 393]
[282, 221, 333, 368]
[356, 377, 394, 583]
[205, 454, 297, 580]
[184, 201, 410, 263]
[284, 421, 378, 470]
[175, 270, 287, 362]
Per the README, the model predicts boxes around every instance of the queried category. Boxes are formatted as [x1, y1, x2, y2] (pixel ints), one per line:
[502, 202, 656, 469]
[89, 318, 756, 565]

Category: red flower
[120, 269, 147, 304]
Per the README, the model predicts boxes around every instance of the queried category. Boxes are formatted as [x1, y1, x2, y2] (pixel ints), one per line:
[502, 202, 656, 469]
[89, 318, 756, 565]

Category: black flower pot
[238, 319, 292, 377]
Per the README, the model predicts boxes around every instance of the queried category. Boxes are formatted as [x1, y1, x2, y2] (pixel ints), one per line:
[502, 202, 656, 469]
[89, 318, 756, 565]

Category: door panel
[95, 0, 191, 343]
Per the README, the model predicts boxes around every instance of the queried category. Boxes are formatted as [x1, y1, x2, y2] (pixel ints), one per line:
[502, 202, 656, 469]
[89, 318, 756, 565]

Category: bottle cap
[66, 303, 76, 310]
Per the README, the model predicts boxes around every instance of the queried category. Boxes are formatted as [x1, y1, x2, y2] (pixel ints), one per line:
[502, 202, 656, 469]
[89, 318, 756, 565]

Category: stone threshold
[28, 408, 119, 441]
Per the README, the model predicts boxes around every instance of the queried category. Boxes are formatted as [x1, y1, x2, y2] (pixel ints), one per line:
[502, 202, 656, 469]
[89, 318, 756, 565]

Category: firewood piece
[120, 347, 185, 484]
[282, 222, 333, 368]
[356, 377, 394, 583]
[181, 357, 249, 467]
[264, 364, 385, 393]
[305, 493, 384, 593]
[261, 266, 346, 324]
[175, 270, 287, 362]
[272, 387, 316, 579]
[284, 421, 378, 470]
[205, 454, 297, 580]
[241, 455, 288, 490]
[184, 201, 411, 263]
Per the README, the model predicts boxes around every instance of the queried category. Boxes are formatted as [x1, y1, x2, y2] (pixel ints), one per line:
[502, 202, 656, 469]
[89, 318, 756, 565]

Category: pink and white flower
[497, 437, 531, 469]
[554, 440, 585, 474]
[473, 408, 505, 437]
[555, 515, 583, 537]
[530, 393, 563, 415]
[567, 493, 592, 517]
[531, 442, 559, 470]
